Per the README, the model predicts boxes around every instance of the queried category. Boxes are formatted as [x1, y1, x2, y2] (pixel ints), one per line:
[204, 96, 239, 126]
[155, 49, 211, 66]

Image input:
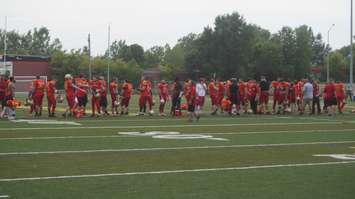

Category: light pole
[327, 24, 335, 83]
[350, 0, 353, 87]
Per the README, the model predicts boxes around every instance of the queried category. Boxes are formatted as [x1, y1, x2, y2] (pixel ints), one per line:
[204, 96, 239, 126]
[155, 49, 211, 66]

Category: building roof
[0, 55, 50, 62]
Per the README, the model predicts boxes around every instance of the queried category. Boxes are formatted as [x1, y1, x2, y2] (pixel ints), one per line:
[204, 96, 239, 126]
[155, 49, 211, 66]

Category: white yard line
[1, 129, 355, 141]
[0, 121, 352, 131]
[0, 196, 9, 198]
[0, 161, 354, 182]
[1, 140, 354, 156]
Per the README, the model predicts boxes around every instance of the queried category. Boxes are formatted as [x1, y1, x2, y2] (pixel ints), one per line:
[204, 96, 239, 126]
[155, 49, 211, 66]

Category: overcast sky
[1, 0, 352, 55]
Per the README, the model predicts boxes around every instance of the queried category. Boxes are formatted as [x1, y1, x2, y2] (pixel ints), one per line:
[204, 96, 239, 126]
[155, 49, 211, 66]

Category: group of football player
[25, 74, 352, 119]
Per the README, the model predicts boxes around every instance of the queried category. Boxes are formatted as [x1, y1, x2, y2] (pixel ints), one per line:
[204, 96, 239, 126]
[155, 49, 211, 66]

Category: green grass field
[0, 95, 355, 198]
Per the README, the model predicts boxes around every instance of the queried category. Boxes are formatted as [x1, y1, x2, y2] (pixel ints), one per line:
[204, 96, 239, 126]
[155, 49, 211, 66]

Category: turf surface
[0, 96, 355, 198]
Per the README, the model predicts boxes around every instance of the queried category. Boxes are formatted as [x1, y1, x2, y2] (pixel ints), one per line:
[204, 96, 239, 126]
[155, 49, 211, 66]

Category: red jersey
[313, 83, 320, 97]
[46, 80, 56, 97]
[335, 83, 345, 97]
[217, 81, 224, 96]
[271, 81, 280, 94]
[208, 82, 218, 96]
[247, 81, 257, 97]
[295, 81, 304, 98]
[98, 80, 107, 97]
[188, 85, 196, 104]
[140, 80, 151, 97]
[324, 83, 336, 99]
[122, 82, 133, 98]
[158, 82, 169, 97]
[33, 79, 46, 96]
[75, 78, 88, 97]
[64, 79, 75, 97]
[109, 81, 119, 96]
[238, 81, 247, 97]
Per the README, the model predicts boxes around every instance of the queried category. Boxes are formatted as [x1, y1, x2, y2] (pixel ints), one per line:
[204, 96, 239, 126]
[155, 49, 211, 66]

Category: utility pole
[107, 24, 111, 84]
[88, 33, 92, 80]
[3, 16, 7, 74]
[350, 0, 354, 87]
[327, 24, 335, 82]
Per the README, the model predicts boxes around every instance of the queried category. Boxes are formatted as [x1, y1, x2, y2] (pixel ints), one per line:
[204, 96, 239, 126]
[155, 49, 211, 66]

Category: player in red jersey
[208, 79, 218, 115]
[288, 82, 297, 113]
[187, 81, 198, 122]
[31, 76, 46, 117]
[0, 76, 6, 111]
[138, 77, 153, 115]
[46, 79, 57, 117]
[335, 81, 346, 114]
[63, 74, 75, 117]
[271, 79, 280, 113]
[312, 80, 321, 115]
[75, 75, 89, 116]
[247, 79, 258, 114]
[0, 77, 15, 119]
[279, 80, 290, 114]
[109, 78, 119, 115]
[216, 79, 225, 113]
[158, 80, 169, 116]
[238, 79, 247, 113]
[89, 77, 101, 117]
[295, 80, 304, 112]
[323, 79, 337, 116]
[258, 76, 270, 114]
[98, 76, 109, 116]
[121, 80, 133, 115]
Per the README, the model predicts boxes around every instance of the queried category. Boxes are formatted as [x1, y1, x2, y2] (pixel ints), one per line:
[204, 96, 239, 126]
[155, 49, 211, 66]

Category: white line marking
[1, 121, 353, 131]
[1, 140, 354, 156]
[11, 119, 81, 126]
[1, 129, 354, 141]
[1, 161, 354, 182]
[0, 196, 10, 198]
[314, 154, 355, 160]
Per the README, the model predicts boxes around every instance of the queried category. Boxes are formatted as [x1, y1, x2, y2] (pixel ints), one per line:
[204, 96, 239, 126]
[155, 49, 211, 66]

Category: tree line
[0, 11, 354, 87]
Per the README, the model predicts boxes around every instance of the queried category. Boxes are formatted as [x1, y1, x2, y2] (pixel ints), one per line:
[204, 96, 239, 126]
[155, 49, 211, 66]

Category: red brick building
[0, 55, 50, 92]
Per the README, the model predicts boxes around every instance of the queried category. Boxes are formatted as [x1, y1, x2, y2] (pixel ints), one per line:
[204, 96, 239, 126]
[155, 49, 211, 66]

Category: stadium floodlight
[327, 24, 335, 83]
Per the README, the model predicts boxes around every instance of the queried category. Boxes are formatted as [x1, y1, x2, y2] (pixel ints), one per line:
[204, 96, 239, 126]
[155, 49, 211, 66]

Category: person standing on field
[158, 80, 169, 116]
[170, 77, 183, 116]
[301, 79, 313, 115]
[195, 78, 207, 118]
[46, 79, 57, 117]
[312, 80, 321, 115]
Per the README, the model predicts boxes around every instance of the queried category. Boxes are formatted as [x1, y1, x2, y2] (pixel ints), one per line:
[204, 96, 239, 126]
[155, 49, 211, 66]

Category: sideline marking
[10, 119, 81, 126]
[0, 161, 354, 182]
[118, 131, 229, 141]
[1, 140, 355, 156]
[1, 129, 355, 141]
[0, 121, 352, 131]
[0, 196, 9, 198]
[314, 154, 355, 160]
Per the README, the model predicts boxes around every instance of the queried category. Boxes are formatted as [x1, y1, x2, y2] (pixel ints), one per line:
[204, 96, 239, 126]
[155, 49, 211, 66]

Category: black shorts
[324, 98, 337, 107]
[77, 96, 88, 107]
[188, 104, 195, 112]
[100, 96, 108, 108]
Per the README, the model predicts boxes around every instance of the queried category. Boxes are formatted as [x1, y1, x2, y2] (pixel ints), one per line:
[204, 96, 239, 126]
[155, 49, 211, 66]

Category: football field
[0, 101, 355, 198]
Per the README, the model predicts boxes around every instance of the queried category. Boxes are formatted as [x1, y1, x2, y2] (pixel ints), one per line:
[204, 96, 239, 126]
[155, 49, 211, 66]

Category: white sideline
[0, 161, 354, 182]
[0, 121, 352, 131]
[0, 196, 9, 198]
[1, 129, 355, 141]
[1, 140, 355, 156]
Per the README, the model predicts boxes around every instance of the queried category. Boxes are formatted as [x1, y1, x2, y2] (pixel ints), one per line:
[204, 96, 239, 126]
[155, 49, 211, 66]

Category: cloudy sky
[1, 0, 352, 55]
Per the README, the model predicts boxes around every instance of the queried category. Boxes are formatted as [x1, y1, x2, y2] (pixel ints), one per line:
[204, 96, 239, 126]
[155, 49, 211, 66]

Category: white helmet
[65, 74, 72, 79]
